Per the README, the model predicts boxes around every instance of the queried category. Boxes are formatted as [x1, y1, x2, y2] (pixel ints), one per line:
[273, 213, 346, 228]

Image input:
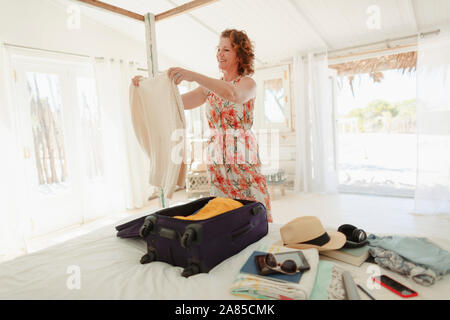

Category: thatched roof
[328, 51, 417, 94]
[329, 51, 417, 77]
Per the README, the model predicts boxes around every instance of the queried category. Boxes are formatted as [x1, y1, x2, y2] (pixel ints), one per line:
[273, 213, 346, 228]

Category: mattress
[0, 213, 449, 300]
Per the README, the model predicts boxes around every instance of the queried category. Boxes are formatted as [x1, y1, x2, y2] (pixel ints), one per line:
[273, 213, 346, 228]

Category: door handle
[23, 146, 31, 159]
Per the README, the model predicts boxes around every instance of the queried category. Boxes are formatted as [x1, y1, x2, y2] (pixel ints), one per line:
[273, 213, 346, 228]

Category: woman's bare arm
[181, 86, 207, 110]
[193, 73, 256, 104]
[168, 68, 256, 104]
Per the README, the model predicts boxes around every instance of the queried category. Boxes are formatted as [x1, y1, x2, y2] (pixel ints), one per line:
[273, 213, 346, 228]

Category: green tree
[346, 99, 416, 133]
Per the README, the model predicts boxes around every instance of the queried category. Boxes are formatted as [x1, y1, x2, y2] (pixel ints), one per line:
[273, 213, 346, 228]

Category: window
[254, 65, 292, 131]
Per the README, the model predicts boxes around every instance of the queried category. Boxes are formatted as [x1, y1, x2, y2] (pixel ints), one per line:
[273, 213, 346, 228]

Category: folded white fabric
[230, 244, 319, 300]
[129, 73, 186, 198]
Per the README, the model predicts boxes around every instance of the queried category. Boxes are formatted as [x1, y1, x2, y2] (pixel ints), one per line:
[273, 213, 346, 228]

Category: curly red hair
[220, 29, 255, 76]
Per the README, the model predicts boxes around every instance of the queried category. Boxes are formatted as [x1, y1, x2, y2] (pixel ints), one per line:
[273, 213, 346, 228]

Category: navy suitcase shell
[116, 197, 268, 277]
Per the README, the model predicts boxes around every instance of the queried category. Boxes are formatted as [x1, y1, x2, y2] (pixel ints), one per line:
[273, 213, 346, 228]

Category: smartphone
[372, 275, 418, 298]
[255, 251, 310, 276]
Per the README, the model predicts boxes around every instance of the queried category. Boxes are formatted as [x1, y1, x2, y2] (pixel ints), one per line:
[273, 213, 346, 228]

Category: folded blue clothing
[368, 234, 450, 277]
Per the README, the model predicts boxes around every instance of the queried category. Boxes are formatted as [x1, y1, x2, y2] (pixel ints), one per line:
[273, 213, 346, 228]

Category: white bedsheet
[0, 214, 449, 300]
[0, 215, 282, 300]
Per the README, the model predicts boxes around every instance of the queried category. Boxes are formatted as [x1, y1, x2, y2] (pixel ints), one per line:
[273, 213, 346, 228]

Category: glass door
[11, 55, 85, 237]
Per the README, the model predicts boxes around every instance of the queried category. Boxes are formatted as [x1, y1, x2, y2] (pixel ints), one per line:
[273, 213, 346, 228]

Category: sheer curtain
[0, 47, 151, 260]
[414, 27, 450, 216]
[91, 57, 151, 215]
[293, 52, 338, 194]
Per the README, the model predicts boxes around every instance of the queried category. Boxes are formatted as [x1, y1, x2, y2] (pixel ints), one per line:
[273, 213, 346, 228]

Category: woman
[133, 29, 272, 223]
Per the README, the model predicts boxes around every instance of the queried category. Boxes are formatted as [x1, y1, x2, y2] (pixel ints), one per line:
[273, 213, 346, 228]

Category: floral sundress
[205, 76, 273, 223]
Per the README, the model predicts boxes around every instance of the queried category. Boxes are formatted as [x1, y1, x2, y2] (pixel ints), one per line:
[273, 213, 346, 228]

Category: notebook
[239, 251, 304, 284]
[319, 245, 370, 267]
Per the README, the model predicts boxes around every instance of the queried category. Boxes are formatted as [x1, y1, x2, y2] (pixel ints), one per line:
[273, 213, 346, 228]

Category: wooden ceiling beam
[75, 0, 219, 22]
[75, 0, 144, 21]
[156, 0, 220, 21]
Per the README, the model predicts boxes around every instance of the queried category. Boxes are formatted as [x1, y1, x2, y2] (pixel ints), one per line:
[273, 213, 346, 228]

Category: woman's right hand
[132, 75, 144, 87]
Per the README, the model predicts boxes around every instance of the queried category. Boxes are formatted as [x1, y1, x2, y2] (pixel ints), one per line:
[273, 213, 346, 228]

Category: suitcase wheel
[181, 229, 196, 248]
[252, 205, 263, 215]
[140, 250, 156, 264]
[139, 218, 155, 238]
[181, 264, 200, 278]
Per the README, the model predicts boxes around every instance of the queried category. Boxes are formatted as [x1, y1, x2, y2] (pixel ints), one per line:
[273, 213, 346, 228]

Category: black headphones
[337, 224, 368, 248]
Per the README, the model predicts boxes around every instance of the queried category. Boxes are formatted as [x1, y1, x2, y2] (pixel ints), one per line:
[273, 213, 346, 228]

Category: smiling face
[216, 37, 239, 73]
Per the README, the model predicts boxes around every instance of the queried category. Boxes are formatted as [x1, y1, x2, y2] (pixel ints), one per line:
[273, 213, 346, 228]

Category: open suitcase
[116, 197, 268, 277]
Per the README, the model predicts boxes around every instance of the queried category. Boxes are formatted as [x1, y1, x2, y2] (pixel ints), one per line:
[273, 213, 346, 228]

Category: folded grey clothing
[368, 234, 450, 278]
[369, 246, 437, 286]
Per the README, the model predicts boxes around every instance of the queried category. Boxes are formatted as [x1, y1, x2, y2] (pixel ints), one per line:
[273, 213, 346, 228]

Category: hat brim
[274, 231, 346, 252]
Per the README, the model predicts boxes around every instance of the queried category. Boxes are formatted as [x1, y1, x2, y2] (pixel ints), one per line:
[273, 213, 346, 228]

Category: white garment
[129, 73, 186, 198]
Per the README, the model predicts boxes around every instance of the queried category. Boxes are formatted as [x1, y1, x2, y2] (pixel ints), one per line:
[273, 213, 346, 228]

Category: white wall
[0, 0, 181, 71]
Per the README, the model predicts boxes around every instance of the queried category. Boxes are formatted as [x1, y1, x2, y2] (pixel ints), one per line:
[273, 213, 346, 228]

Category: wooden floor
[19, 189, 450, 260]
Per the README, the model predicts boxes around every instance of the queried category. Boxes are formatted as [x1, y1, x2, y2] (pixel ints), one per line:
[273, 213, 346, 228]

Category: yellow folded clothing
[174, 197, 243, 221]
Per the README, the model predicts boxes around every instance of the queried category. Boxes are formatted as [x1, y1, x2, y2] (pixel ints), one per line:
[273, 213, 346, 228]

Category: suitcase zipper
[231, 224, 252, 241]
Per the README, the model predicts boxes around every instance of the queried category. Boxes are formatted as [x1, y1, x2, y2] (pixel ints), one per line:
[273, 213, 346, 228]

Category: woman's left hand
[168, 67, 196, 85]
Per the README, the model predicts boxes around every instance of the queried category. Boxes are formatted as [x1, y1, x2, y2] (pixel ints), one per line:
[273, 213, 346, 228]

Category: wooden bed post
[144, 13, 159, 78]
[144, 12, 167, 208]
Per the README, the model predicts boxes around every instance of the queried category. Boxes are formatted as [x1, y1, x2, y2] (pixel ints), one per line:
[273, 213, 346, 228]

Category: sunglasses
[264, 253, 299, 275]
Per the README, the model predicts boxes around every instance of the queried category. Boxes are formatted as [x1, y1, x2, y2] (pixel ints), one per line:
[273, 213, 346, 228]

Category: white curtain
[0, 46, 151, 260]
[414, 27, 450, 216]
[293, 52, 338, 193]
[0, 41, 30, 259]
[92, 57, 151, 214]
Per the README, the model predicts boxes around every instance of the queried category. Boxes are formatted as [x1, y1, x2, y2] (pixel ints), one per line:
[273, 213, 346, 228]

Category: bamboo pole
[31, 99, 45, 185]
[328, 43, 418, 63]
[43, 98, 58, 184]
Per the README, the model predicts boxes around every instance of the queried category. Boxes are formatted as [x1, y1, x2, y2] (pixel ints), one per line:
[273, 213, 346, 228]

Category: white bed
[1, 213, 449, 300]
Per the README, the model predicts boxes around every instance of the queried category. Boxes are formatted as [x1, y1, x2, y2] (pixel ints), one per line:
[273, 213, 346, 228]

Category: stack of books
[319, 245, 370, 267]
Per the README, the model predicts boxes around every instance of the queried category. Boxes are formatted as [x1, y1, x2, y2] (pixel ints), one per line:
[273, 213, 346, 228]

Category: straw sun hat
[275, 216, 346, 251]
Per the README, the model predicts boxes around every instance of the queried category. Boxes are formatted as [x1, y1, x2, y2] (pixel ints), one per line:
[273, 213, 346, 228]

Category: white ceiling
[66, 0, 450, 75]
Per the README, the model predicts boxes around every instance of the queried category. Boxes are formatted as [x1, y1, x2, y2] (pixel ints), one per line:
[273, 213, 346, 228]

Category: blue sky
[336, 69, 417, 115]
